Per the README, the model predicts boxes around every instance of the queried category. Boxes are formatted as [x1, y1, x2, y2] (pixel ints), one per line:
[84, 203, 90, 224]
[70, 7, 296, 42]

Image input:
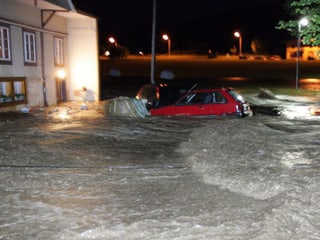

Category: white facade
[0, 0, 99, 110]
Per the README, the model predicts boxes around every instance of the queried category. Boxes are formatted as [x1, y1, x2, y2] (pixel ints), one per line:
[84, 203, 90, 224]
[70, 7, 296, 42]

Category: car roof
[189, 87, 232, 93]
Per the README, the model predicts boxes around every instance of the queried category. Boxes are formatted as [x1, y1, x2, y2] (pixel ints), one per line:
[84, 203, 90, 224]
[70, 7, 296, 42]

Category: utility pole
[150, 0, 157, 84]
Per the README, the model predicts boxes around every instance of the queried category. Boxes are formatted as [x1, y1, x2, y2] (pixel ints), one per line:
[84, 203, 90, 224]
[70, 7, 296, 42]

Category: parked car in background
[148, 87, 252, 117]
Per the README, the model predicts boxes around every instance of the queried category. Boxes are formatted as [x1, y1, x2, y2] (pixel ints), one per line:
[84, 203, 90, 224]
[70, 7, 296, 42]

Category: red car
[149, 88, 252, 117]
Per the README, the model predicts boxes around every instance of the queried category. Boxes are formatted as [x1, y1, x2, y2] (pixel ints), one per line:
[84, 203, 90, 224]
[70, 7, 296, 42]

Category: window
[0, 77, 27, 106]
[189, 93, 207, 104]
[212, 92, 227, 103]
[23, 31, 37, 64]
[0, 25, 11, 62]
[54, 37, 64, 66]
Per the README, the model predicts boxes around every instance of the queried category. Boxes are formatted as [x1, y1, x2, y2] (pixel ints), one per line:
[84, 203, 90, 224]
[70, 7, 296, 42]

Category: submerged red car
[149, 87, 252, 117]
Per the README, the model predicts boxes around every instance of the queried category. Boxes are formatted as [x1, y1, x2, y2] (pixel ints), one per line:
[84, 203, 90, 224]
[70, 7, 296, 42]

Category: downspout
[40, 9, 67, 107]
[40, 13, 48, 106]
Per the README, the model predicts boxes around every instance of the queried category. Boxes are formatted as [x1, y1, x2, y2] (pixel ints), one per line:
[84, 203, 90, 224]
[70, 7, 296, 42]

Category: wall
[67, 17, 99, 102]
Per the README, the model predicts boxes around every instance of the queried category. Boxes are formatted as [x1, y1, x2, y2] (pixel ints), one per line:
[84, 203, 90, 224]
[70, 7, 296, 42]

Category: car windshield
[227, 90, 245, 103]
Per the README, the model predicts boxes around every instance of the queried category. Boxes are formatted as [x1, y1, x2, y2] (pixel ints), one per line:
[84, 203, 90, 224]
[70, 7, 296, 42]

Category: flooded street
[1, 96, 320, 239]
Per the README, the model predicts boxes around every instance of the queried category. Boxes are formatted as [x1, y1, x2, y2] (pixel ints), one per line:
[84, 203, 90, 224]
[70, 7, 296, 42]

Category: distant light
[224, 77, 247, 81]
[234, 31, 241, 38]
[105, 50, 110, 56]
[108, 37, 116, 44]
[162, 34, 169, 41]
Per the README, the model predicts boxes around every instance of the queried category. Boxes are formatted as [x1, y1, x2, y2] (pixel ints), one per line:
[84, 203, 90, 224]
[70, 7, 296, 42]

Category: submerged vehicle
[149, 88, 252, 117]
[136, 84, 252, 117]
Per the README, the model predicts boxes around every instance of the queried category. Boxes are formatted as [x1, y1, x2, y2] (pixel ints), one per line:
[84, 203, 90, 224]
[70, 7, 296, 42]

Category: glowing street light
[162, 34, 171, 55]
[296, 17, 309, 89]
[234, 31, 242, 57]
[108, 36, 117, 47]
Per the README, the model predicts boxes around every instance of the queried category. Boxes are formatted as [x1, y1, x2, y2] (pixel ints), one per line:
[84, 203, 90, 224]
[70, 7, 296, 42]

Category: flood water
[1, 103, 320, 239]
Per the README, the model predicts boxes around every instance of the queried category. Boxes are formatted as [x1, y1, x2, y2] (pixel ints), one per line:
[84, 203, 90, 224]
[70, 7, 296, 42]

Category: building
[0, 0, 99, 111]
[286, 40, 320, 60]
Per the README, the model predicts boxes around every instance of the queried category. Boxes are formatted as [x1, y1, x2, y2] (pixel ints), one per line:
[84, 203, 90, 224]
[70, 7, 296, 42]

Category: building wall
[286, 45, 320, 60]
[67, 17, 99, 102]
[0, 0, 41, 27]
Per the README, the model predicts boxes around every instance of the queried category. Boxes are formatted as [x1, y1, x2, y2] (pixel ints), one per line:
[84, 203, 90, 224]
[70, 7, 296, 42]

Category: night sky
[73, 0, 290, 55]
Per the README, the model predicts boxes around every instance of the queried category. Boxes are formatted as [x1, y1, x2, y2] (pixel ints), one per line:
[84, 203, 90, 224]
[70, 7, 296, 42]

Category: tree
[251, 38, 267, 54]
[277, 0, 320, 46]
[103, 45, 129, 59]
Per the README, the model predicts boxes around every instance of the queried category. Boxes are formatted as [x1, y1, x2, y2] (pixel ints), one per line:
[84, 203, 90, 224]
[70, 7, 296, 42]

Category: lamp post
[162, 34, 171, 55]
[296, 18, 308, 89]
[150, 0, 157, 85]
[234, 31, 242, 57]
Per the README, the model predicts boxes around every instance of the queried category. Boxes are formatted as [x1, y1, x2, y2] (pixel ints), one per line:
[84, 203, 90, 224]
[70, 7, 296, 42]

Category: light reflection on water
[299, 78, 320, 90]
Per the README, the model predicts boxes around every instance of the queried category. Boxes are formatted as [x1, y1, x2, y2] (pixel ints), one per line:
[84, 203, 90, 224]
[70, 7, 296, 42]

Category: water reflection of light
[58, 111, 70, 119]
[280, 152, 312, 168]
[300, 78, 320, 84]
[299, 78, 320, 90]
[281, 105, 319, 119]
[309, 105, 320, 116]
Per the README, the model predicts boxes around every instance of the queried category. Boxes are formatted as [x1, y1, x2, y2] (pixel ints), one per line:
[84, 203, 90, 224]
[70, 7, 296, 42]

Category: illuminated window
[23, 31, 37, 64]
[0, 25, 11, 62]
[54, 37, 64, 66]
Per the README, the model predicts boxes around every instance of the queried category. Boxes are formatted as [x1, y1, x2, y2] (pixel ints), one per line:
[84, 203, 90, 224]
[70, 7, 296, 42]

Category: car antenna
[187, 83, 198, 93]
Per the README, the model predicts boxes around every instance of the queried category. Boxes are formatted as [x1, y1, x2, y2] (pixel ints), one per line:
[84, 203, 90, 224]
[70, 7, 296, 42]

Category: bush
[107, 46, 129, 59]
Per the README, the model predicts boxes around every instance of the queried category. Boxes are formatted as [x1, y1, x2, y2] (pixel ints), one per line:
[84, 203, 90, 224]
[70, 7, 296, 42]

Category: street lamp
[108, 36, 117, 47]
[234, 31, 242, 57]
[162, 34, 171, 55]
[296, 17, 308, 89]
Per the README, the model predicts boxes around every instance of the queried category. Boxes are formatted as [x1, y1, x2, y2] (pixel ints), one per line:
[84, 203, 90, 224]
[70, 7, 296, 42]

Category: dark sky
[73, 0, 290, 55]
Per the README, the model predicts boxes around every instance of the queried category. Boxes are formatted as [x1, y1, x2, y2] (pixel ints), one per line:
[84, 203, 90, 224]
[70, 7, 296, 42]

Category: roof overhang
[14, 0, 96, 25]
[15, 0, 75, 11]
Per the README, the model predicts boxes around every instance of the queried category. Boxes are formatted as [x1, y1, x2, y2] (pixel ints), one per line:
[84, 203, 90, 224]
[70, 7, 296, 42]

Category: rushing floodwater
[1, 95, 320, 239]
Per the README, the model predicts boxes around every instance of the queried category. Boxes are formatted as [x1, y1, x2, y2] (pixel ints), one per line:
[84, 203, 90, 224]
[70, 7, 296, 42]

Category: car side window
[177, 93, 205, 105]
[189, 93, 206, 104]
[177, 92, 226, 105]
[212, 92, 227, 103]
